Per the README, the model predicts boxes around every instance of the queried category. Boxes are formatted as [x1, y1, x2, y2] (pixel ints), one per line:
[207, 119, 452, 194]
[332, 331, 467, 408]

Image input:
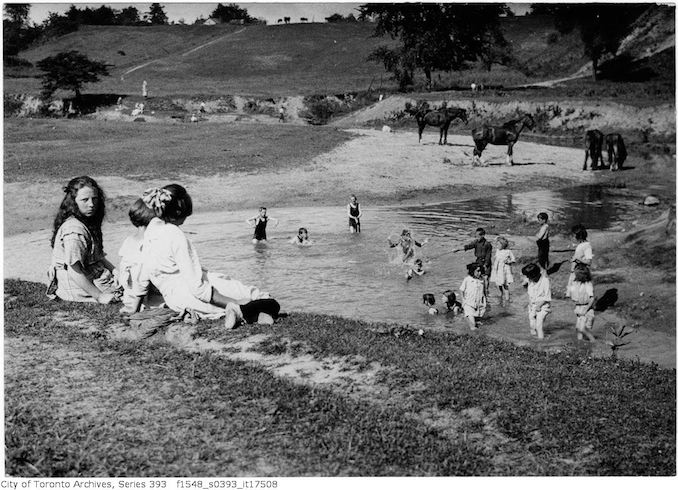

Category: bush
[300, 95, 343, 125]
[3, 95, 24, 117]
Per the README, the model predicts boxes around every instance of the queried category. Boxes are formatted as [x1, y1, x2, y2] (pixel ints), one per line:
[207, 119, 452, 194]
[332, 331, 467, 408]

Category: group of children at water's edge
[419, 216, 597, 343]
[47, 178, 597, 342]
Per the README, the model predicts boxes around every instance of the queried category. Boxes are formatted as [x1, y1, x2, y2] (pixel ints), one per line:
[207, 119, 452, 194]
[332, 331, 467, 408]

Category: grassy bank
[4, 279, 675, 476]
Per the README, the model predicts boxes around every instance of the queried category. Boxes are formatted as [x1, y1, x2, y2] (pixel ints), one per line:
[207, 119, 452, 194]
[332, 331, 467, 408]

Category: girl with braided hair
[128, 184, 281, 329]
[47, 176, 121, 303]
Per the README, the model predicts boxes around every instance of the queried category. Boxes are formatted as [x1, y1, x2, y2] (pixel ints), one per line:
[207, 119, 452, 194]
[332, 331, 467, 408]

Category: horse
[583, 129, 604, 171]
[471, 114, 535, 166]
[416, 107, 468, 145]
[605, 133, 627, 171]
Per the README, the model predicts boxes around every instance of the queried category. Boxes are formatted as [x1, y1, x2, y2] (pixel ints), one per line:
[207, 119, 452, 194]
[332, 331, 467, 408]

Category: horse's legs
[473, 142, 485, 166]
[583, 150, 589, 171]
[438, 127, 444, 145]
[609, 145, 617, 171]
[418, 122, 424, 143]
[507, 142, 514, 165]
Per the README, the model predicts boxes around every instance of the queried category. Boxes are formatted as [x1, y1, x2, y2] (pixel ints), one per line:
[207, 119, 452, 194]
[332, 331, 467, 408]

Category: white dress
[459, 276, 486, 318]
[566, 241, 594, 294]
[490, 249, 515, 286]
[135, 218, 267, 319]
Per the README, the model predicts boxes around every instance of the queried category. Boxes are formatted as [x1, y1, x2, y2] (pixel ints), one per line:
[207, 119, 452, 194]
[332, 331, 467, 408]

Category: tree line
[359, 2, 654, 89]
[3, 3, 261, 58]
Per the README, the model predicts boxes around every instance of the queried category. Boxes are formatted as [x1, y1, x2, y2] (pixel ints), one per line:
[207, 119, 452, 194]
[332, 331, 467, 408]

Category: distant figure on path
[278, 106, 285, 122]
[142, 80, 148, 98]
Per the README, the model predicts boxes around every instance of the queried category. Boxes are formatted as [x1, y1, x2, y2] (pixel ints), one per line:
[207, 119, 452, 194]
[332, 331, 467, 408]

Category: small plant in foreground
[605, 324, 634, 360]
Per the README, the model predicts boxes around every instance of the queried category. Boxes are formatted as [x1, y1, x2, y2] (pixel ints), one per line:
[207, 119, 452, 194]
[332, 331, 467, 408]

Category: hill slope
[5, 9, 674, 97]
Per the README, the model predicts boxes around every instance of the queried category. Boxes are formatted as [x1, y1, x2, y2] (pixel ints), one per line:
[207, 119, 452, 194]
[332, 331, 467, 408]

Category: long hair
[50, 176, 105, 248]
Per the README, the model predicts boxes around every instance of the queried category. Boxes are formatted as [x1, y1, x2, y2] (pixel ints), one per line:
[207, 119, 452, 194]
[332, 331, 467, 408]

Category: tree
[146, 3, 168, 25]
[117, 6, 140, 25]
[211, 3, 253, 23]
[530, 3, 649, 80]
[37, 50, 111, 100]
[3, 4, 31, 56]
[359, 3, 511, 90]
[4, 4, 30, 25]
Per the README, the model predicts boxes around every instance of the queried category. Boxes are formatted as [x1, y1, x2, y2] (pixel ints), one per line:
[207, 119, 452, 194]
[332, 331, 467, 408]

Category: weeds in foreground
[605, 324, 635, 360]
[3, 279, 676, 476]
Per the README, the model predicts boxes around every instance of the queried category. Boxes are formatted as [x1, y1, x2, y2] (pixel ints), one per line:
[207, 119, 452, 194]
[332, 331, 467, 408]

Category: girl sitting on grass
[567, 264, 596, 342]
[459, 262, 487, 331]
[128, 184, 281, 329]
[118, 198, 165, 314]
[47, 176, 121, 304]
[522, 263, 551, 340]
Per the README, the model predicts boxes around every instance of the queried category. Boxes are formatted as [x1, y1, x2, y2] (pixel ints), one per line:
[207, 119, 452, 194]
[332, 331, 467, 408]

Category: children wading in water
[490, 236, 516, 304]
[388, 229, 428, 263]
[453, 227, 492, 293]
[459, 262, 487, 331]
[247, 207, 279, 244]
[347, 194, 362, 233]
[567, 264, 596, 342]
[535, 212, 550, 270]
[522, 263, 552, 340]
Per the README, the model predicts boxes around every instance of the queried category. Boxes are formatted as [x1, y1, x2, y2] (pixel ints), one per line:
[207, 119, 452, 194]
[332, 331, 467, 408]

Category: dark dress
[348, 203, 361, 232]
[253, 217, 268, 241]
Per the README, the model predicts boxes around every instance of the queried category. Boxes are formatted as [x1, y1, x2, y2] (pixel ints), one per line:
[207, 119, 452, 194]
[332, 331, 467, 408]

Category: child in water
[406, 258, 425, 280]
[522, 263, 551, 340]
[441, 290, 462, 314]
[388, 229, 428, 263]
[567, 264, 596, 342]
[347, 194, 362, 233]
[566, 224, 593, 296]
[535, 212, 550, 270]
[423, 293, 438, 315]
[290, 227, 311, 246]
[459, 263, 487, 330]
[247, 207, 279, 244]
[490, 236, 516, 304]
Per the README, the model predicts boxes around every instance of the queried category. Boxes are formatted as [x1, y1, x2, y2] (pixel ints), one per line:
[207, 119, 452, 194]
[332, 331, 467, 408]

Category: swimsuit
[349, 203, 361, 232]
[253, 217, 268, 241]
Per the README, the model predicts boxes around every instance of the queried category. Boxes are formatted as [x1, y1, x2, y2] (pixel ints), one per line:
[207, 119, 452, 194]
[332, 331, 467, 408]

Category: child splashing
[387, 229, 428, 264]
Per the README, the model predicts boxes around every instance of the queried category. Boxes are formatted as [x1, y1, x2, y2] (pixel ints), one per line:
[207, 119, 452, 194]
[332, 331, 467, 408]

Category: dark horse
[605, 133, 627, 171]
[417, 107, 468, 145]
[583, 129, 604, 171]
[471, 114, 535, 166]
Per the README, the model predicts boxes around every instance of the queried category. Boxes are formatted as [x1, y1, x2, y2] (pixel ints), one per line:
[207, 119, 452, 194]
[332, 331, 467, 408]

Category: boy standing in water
[246, 207, 279, 244]
[535, 212, 550, 270]
[453, 227, 492, 292]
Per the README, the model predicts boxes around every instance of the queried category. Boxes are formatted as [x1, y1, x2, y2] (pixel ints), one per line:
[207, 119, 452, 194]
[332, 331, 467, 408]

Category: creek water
[191, 186, 634, 325]
[6, 185, 673, 367]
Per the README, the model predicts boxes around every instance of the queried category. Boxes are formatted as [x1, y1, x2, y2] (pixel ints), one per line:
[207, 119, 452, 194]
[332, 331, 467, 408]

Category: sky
[23, 1, 532, 25]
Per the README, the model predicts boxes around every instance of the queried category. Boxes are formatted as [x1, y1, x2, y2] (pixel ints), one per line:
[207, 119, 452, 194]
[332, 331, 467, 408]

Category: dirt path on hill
[121, 28, 247, 78]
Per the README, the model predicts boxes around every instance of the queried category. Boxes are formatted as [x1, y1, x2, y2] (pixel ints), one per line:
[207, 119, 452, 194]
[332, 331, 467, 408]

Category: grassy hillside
[6, 16, 592, 97]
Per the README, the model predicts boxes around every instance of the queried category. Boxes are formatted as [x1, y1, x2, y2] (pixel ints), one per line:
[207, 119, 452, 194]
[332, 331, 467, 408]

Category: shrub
[300, 95, 343, 125]
[3, 95, 24, 117]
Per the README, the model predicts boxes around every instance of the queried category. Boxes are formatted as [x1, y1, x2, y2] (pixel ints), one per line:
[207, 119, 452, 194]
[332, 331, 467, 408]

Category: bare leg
[466, 315, 478, 331]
